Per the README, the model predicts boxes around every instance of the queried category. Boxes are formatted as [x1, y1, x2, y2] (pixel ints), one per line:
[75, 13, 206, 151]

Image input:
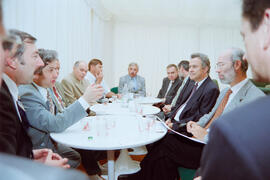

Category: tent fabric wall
[3, 0, 247, 95]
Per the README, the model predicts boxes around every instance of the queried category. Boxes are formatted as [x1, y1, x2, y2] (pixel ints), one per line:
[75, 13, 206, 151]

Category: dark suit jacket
[157, 77, 182, 104]
[200, 96, 269, 180]
[0, 81, 33, 158]
[169, 76, 219, 131]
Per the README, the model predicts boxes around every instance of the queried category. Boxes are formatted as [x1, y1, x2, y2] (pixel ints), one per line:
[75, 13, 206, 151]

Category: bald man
[61, 61, 90, 106]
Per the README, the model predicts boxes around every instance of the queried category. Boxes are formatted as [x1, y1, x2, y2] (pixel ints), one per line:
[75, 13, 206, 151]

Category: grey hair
[178, 60, 189, 71]
[7, 29, 37, 64]
[230, 48, 248, 72]
[190, 53, 210, 73]
[35, 49, 58, 75]
[128, 62, 139, 70]
[38, 49, 58, 64]
[74, 61, 86, 68]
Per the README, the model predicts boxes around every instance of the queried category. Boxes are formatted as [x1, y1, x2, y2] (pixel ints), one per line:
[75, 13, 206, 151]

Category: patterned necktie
[47, 89, 55, 115]
[17, 100, 30, 130]
[204, 89, 233, 129]
[52, 87, 65, 109]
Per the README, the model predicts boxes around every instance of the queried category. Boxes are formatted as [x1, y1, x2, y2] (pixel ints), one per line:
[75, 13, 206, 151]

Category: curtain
[112, 22, 248, 95]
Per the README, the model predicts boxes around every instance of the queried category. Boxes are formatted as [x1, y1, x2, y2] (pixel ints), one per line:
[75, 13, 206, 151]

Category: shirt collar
[230, 78, 248, 94]
[128, 75, 137, 80]
[196, 76, 208, 89]
[88, 71, 96, 80]
[33, 82, 48, 102]
[2, 73, 18, 101]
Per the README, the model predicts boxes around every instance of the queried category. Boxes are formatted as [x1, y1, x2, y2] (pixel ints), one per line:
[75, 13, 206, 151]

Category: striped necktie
[204, 89, 233, 129]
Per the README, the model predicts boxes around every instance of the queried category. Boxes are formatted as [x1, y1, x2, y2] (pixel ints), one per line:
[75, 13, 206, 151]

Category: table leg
[128, 145, 148, 155]
[115, 149, 140, 177]
[107, 150, 115, 180]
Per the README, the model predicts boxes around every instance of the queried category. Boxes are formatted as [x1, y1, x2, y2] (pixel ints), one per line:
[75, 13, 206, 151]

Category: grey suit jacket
[197, 80, 265, 142]
[0, 153, 88, 180]
[18, 83, 88, 149]
[118, 75, 146, 96]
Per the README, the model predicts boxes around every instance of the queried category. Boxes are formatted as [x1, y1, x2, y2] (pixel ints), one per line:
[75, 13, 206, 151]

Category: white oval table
[51, 115, 167, 180]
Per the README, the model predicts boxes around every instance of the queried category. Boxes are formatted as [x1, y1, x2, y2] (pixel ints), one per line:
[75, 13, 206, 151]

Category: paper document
[156, 117, 206, 144]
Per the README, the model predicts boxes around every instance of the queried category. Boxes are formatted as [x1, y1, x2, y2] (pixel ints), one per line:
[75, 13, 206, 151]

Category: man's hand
[95, 71, 103, 84]
[33, 149, 70, 168]
[83, 84, 104, 103]
[44, 150, 70, 168]
[187, 121, 207, 141]
[163, 105, 172, 113]
[194, 176, 201, 180]
[165, 119, 173, 129]
[33, 148, 50, 163]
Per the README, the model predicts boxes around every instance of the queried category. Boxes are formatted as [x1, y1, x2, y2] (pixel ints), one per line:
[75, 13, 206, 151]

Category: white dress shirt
[85, 71, 110, 94]
[225, 78, 248, 109]
[164, 80, 173, 97]
[34, 83, 90, 111]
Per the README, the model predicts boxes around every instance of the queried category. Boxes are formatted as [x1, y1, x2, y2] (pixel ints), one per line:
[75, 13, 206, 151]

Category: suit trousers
[137, 133, 204, 180]
[54, 144, 106, 175]
[54, 143, 81, 168]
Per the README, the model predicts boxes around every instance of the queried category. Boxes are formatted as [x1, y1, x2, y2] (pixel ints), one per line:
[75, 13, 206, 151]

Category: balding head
[73, 61, 88, 81]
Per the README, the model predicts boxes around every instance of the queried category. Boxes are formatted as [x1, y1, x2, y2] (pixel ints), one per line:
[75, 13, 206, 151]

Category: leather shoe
[117, 172, 139, 180]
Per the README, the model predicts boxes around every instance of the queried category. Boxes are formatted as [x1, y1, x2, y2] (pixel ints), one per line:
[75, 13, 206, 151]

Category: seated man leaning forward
[121, 49, 264, 180]
[0, 29, 68, 168]
[61, 61, 90, 106]
[119, 62, 146, 96]
[19, 49, 106, 180]
[85, 58, 118, 98]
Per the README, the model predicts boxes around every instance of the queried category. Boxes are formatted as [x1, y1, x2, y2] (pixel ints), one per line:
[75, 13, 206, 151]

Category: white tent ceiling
[100, 0, 242, 27]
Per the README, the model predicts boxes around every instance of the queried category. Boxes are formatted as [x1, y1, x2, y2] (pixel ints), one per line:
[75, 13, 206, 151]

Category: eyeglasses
[215, 62, 231, 69]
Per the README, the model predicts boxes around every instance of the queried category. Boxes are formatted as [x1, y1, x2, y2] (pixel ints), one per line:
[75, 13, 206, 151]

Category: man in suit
[186, 48, 265, 142]
[166, 53, 219, 132]
[197, 1, 270, 179]
[85, 58, 118, 98]
[157, 64, 182, 105]
[121, 53, 219, 180]
[19, 49, 105, 180]
[0, 29, 69, 168]
[118, 62, 146, 96]
[61, 61, 90, 106]
[162, 60, 189, 114]
[38, 49, 68, 108]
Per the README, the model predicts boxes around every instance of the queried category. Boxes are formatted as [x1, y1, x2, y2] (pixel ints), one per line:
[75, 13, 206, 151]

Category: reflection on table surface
[50, 115, 167, 151]
[90, 103, 160, 115]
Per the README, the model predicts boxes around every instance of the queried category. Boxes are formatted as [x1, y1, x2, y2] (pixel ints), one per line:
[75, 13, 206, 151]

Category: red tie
[204, 89, 233, 129]
[53, 86, 64, 108]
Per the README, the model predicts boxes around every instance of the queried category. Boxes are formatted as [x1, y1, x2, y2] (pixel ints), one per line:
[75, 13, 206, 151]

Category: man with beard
[186, 48, 264, 142]
[197, 0, 270, 179]
[120, 48, 264, 180]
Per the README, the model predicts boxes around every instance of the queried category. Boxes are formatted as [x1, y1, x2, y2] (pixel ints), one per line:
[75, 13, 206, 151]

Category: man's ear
[33, 74, 39, 81]
[5, 51, 17, 70]
[263, 9, 270, 50]
[233, 60, 242, 71]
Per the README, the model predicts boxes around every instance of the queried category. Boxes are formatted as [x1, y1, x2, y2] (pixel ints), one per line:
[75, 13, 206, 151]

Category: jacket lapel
[181, 77, 211, 113]
[224, 80, 251, 113]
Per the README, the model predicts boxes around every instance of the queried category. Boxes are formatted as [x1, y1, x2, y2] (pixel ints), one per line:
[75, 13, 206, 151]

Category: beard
[220, 68, 236, 85]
